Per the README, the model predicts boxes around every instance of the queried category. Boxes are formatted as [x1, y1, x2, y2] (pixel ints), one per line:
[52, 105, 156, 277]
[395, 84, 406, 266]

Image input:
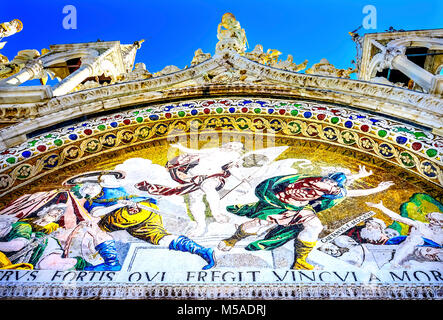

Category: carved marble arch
[367, 37, 443, 77]
[387, 37, 443, 51]
[40, 49, 99, 67]
[367, 52, 386, 79]
[0, 96, 441, 209]
[39, 49, 99, 79]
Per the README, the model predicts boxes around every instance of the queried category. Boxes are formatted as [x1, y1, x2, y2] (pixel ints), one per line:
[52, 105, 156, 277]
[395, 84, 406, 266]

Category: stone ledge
[0, 85, 52, 104]
[0, 282, 440, 300]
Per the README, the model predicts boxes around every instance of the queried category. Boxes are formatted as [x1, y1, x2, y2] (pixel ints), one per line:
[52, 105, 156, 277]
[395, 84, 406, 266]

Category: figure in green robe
[218, 165, 394, 270]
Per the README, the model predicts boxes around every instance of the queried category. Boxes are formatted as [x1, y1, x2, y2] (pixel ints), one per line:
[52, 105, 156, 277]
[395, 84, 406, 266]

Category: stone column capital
[383, 45, 406, 67]
[26, 59, 45, 80]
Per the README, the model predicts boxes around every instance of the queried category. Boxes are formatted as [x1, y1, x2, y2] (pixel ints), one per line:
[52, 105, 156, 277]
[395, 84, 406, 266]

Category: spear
[219, 147, 289, 200]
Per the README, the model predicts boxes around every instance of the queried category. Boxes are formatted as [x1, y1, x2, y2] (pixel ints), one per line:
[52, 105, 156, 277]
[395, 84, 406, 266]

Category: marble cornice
[0, 52, 442, 148]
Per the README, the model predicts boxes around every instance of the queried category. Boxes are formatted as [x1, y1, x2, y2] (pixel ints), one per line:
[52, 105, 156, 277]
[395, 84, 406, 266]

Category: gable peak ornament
[216, 13, 248, 55]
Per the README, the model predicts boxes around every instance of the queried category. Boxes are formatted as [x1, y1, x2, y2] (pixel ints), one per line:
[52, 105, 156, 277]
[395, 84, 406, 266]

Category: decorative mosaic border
[0, 283, 441, 300]
[0, 98, 441, 198]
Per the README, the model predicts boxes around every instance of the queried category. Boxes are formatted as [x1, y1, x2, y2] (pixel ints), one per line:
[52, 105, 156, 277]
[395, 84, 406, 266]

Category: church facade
[0, 13, 441, 300]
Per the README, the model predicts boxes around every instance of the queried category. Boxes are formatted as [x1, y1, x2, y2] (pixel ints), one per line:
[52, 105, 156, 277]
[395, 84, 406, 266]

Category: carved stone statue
[245, 44, 266, 64]
[216, 13, 248, 54]
[0, 61, 21, 79]
[200, 62, 263, 85]
[275, 54, 308, 72]
[305, 58, 356, 78]
[153, 65, 181, 77]
[191, 48, 211, 66]
[245, 45, 283, 67]
[217, 13, 247, 44]
[0, 19, 24, 70]
[245, 45, 307, 70]
[116, 62, 152, 82]
[0, 53, 9, 64]
[10, 49, 40, 64]
[0, 49, 42, 80]
[335, 67, 357, 78]
[0, 19, 23, 39]
[263, 49, 282, 66]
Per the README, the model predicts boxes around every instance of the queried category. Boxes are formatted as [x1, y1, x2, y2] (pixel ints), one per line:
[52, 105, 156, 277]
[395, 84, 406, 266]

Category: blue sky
[1, 0, 442, 78]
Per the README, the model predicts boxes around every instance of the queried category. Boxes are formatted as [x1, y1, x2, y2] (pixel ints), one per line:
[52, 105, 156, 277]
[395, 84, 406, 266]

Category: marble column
[390, 53, 435, 92]
[370, 39, 438, 93]
[51, 62, 95, 96]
